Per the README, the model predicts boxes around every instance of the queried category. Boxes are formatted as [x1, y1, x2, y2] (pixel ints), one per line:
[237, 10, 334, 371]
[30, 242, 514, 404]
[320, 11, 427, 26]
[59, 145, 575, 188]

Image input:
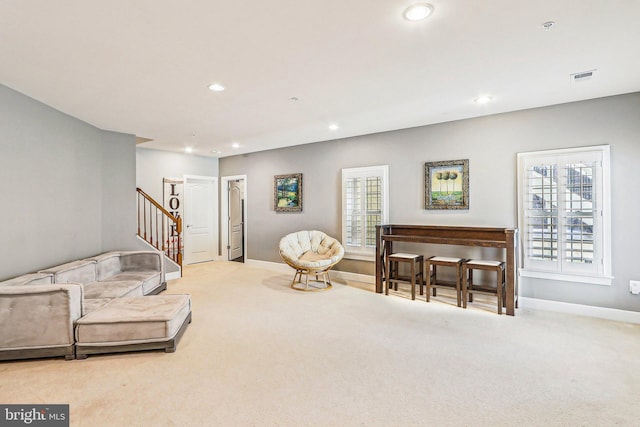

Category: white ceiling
[1, 1, 639, 157]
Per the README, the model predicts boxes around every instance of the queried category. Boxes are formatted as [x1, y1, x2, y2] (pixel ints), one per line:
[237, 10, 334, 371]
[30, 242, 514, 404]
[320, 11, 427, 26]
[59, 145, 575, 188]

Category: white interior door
[184, 176, 217, 264]
[228, 179, 244, 260]
[221, 175, 248, 263]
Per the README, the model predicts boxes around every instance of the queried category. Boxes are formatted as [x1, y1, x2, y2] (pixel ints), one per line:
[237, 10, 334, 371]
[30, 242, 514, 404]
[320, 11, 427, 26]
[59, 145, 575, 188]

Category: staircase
[136, 187, 183, 276]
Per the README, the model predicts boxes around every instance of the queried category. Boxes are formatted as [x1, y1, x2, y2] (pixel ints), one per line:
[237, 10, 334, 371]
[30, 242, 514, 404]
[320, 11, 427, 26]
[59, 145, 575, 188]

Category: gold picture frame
[424, 159, 469, 210]
[274, 173, 303, 212]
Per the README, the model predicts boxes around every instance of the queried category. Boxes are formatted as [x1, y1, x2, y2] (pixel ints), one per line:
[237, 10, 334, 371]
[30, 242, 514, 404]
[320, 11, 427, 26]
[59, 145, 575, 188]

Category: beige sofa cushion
[89, 252, 122, 281]
[83, 298, 112, 315]
[0, 284, 82, 349]
[119, 252, 162, 273]
[83, 281, 144, 299]
[87, 251, 164, 293]
[101, 272, 161, 294]
[0, 273, 53, 287]
[89, 250, 163, 276]
[40, 260, 97, 284]
[75, 295, 191, 345]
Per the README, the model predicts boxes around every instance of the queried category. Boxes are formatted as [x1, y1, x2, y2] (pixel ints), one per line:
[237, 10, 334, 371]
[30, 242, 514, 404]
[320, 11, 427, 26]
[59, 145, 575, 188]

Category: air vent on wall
[570, 69, 596, 83]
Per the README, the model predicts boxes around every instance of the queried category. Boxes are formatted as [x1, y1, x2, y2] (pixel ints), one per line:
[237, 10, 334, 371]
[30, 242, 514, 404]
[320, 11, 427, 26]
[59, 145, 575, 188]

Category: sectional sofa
[0, 251, 191, 361]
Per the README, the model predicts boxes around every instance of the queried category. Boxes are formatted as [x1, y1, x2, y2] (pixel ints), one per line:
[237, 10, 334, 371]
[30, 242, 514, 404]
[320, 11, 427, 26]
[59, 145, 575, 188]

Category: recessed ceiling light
[185, 147, 193, 154]
[208, 83, 225, 92]
[474, 96, 493, 104]
[232, 143, 240, 149]
[329, 124, 339, 131]
[403, 3, 434, 21]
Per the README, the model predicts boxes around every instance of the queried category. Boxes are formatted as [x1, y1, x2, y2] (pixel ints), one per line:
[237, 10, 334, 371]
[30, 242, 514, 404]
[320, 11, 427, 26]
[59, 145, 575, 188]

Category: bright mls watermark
[1, 405, 69, 426]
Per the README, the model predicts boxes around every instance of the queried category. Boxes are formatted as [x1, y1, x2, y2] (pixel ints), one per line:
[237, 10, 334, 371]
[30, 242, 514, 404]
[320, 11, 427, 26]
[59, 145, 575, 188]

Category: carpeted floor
[1, 261, 639, 426]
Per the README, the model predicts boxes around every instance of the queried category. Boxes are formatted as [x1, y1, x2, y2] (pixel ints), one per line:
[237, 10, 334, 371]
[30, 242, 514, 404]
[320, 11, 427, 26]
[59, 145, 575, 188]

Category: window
[342, 165, 389, 260]
[517, 145, 612, 285]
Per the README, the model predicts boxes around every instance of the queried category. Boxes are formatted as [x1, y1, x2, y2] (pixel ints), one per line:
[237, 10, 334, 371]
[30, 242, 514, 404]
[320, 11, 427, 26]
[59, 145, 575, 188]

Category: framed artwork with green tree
[274, 173, 303, 212]
[424, 159, 469, 210]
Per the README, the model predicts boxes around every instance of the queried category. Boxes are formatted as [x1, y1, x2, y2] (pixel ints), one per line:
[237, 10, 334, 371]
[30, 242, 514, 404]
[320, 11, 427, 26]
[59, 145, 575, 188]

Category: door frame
[221, 175, 248, 262]
[183, 174, 219, 264]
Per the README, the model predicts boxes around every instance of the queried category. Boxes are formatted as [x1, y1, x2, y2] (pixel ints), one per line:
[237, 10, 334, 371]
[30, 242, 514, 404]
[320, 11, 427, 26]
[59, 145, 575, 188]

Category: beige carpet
[1, 261, 640, 426]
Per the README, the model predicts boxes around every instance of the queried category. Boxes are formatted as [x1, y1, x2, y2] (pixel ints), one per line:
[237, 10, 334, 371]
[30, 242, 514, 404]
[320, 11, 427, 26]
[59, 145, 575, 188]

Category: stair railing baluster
[136, 188, 182, 272]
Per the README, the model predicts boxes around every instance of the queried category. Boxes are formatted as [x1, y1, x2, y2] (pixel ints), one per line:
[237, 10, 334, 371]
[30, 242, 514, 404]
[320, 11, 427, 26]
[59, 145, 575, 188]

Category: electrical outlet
[630, 280, 640, 295]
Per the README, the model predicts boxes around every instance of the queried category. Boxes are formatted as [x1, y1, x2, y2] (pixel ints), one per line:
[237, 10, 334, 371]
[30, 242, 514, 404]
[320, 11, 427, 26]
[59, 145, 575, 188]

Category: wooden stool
[462, 260, 505, 315]
[425, 256, 464, 307]
[385, 253, 424, 300]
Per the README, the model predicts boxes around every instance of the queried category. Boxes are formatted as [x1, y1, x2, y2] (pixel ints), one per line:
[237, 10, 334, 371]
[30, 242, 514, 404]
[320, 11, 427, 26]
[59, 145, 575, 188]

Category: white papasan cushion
[279, 230, 344, 269]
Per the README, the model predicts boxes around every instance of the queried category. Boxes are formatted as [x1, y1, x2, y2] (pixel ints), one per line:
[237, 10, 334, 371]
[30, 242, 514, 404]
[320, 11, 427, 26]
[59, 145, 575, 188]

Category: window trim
[341, 165, 389, 261]
[517, 145, 613, 285]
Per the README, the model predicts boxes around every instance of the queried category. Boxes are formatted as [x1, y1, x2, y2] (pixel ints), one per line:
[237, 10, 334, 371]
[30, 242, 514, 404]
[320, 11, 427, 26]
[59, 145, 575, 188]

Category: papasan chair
[279, 230, 345, 291]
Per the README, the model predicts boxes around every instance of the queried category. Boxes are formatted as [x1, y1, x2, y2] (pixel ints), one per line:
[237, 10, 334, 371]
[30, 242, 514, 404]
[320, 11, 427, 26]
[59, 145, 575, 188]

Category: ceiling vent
[570, 69, 596, 83]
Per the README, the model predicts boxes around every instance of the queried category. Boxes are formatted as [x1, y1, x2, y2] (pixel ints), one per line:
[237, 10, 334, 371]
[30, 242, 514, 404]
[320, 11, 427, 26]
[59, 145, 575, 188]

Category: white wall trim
[166, 271, 181, 281]
[332, 269, 375, 284]
[519, 269, 614, 286]
[519, 297, 640, 324]
[246, 259, 375, 284]
[246, 259, 290, 274]
[247, 259, 640, 323]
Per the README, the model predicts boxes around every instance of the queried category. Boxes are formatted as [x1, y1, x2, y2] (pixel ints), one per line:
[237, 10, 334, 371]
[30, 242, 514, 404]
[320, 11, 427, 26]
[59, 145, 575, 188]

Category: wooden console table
[376, 224, 519, 316]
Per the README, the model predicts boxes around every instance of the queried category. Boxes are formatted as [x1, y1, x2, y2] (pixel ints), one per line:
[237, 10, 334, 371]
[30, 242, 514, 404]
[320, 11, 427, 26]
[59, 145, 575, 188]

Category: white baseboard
[246, 259, 375, 284]
[246, 259, 640, 324]
[332, 270, 375, 284]
[165, 271, 181, 281]
[246, 259, 291, 274]
[519, 297, 640, 324]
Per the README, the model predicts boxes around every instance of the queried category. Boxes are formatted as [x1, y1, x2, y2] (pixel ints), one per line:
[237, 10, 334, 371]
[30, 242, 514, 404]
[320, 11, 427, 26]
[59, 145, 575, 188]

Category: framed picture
[274, 173, 303, 212]
[424, 159, 469, 210]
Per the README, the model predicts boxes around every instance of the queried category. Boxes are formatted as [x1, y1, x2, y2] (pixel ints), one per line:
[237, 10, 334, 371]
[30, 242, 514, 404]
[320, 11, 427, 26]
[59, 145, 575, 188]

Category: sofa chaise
[0, 272, 80, 361]
[0, 251, 191, 362]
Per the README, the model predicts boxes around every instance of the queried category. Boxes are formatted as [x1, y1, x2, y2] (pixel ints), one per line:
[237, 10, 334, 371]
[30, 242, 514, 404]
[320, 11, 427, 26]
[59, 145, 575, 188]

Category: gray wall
[101, 131, 138, 252]
[136, 147, 219, 203]
[220, 92, 640, 312]
[0, 84, 138, 280]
